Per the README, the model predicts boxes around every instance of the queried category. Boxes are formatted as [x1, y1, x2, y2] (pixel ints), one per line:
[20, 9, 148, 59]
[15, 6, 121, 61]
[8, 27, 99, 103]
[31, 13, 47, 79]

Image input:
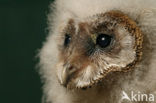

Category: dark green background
[0, 0, 53, 103]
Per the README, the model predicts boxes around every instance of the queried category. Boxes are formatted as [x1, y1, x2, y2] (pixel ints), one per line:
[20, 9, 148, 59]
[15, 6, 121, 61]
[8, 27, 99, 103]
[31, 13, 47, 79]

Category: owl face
[56, 11, 143, 89]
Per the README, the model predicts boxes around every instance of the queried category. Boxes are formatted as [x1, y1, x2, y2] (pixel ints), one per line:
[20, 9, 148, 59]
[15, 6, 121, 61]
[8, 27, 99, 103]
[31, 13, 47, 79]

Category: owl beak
[60, 63, 76, 87]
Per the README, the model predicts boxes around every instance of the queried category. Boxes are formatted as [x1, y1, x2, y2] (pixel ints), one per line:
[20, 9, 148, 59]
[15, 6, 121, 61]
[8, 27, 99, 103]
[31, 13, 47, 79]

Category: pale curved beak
[57, 63, 76, 87]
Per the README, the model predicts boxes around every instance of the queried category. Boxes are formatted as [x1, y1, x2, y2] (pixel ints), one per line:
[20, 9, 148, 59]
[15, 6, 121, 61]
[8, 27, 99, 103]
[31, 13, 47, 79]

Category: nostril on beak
[68, 66, 73, 70]
[64, 63, 75, 74]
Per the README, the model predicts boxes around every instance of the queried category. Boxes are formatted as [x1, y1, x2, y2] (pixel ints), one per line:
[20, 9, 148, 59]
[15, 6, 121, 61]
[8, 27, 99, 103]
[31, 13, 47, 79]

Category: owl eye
[96, 34, 112, 48]
[64, 34, 71, 46]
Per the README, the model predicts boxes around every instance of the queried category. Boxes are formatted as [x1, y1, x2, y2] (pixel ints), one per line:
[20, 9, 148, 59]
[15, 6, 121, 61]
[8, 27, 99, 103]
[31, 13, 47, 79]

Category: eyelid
[91, 34, 97, 44]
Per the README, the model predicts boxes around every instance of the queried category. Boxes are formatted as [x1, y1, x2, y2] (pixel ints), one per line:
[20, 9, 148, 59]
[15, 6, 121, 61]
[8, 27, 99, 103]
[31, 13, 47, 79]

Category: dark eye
[64, 34, 71, 46]
[96, 34, 112, 48]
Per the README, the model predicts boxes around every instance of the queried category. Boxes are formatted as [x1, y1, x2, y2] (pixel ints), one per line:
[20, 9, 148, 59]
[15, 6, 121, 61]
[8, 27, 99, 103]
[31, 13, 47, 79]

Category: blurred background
[0, 0, 53, 103]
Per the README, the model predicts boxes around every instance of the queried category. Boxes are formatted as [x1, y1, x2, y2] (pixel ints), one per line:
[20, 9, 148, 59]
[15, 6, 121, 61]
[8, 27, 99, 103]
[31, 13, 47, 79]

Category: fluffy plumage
[39, 0, 156, 103]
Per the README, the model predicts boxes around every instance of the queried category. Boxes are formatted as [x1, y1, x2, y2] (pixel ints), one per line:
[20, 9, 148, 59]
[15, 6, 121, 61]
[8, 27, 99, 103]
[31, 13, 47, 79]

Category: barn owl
[38, 0, 156, 103]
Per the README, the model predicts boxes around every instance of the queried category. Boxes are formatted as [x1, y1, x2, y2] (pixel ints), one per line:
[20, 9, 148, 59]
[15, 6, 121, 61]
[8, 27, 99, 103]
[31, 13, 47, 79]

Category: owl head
[56, 10, 143, 89]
